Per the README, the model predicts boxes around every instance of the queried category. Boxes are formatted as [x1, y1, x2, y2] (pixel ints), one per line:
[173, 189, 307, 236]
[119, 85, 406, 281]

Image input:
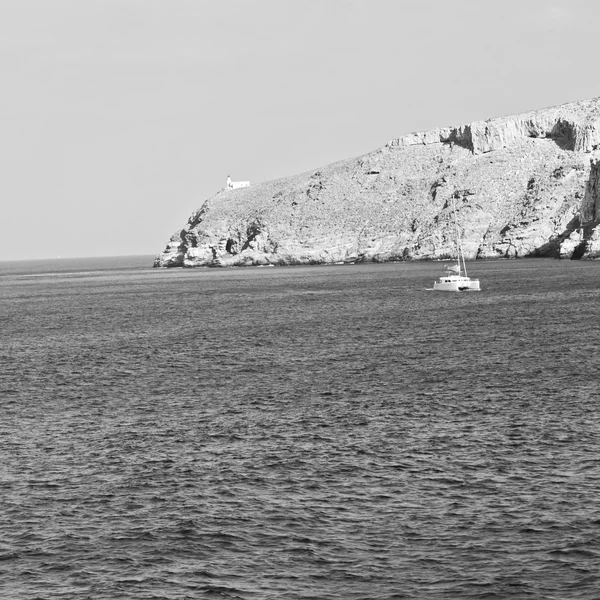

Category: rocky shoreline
[155, 97, 600, 268]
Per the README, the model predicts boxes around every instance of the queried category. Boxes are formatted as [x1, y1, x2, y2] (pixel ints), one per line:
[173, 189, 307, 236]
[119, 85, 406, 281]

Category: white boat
[432, 198, 481, 292]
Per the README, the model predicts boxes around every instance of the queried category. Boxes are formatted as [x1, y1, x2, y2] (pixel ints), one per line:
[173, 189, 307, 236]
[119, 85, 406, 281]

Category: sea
[1, 255, 599, 600]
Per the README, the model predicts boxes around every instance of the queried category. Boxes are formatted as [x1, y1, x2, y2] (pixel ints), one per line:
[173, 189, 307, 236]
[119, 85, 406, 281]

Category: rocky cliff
[155, 97, 600, 268]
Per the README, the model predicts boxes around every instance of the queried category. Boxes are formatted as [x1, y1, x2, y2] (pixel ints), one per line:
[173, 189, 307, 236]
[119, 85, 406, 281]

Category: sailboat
[432, 197, 481, 292]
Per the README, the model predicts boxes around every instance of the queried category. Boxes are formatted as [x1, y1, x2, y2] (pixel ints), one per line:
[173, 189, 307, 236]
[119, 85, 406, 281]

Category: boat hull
[433, 277, 480, 292]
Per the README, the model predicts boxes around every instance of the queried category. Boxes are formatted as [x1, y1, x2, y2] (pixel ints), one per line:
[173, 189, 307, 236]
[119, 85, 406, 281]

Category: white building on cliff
[226, 175, 250, 190]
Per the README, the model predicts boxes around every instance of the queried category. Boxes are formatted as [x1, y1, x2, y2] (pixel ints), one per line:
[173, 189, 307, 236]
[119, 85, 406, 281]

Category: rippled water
[1, 256, 600, 599]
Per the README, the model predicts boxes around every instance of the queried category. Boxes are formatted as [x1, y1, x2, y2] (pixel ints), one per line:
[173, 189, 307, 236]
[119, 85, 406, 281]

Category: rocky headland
[154, 97, 600, 268]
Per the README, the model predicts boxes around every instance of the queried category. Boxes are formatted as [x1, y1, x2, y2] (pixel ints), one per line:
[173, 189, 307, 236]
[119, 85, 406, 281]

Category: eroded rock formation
[155, 97, 600, 268]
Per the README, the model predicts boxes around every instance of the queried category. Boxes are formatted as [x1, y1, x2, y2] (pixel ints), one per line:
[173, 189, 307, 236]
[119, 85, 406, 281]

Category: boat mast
[458, 234, 468, 278]
[451, 196, 465, 276]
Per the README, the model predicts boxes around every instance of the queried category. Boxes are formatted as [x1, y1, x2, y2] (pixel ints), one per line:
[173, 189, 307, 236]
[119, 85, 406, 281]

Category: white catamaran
[432, 198, 481, 292]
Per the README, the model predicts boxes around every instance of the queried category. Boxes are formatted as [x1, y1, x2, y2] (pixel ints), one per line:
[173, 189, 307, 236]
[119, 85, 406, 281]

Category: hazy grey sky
[1, 0, 598, 260]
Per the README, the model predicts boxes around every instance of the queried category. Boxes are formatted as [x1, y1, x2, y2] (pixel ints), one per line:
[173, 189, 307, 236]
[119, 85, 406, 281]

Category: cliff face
[155, 97, 600, 268]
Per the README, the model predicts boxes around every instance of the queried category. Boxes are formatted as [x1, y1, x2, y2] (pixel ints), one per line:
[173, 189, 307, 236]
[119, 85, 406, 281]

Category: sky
[1, 0, 599, 261]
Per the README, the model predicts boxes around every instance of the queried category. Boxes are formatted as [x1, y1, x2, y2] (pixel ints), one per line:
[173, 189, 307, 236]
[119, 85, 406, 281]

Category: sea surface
[1, 256, 600, 599]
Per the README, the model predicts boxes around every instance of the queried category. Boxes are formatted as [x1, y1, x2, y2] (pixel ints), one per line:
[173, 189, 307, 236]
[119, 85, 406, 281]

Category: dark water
[1, 256, 600, 599]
